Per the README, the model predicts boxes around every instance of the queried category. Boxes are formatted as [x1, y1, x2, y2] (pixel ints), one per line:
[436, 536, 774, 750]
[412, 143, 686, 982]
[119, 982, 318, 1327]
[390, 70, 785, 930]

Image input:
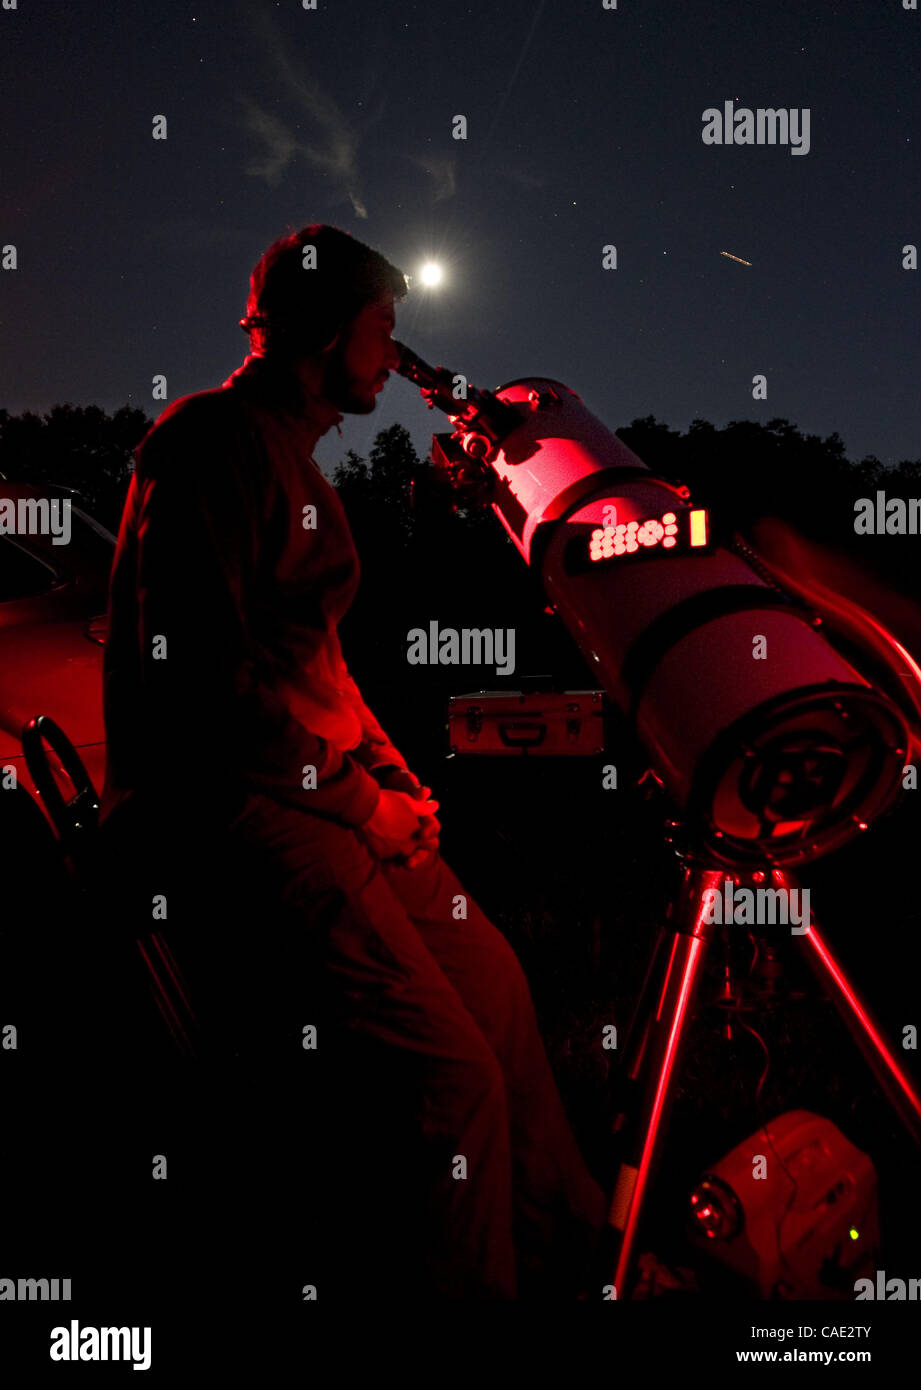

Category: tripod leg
[135, 933, 202, 1059]
[777, 871, 921, 1148]
[604, 866, 723, 1297]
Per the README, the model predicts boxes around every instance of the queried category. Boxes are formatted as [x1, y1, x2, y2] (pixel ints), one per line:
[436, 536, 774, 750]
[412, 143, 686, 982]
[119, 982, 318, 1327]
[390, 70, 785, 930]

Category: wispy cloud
[407, 153, 457, 202]
[237, 12, 371, 218]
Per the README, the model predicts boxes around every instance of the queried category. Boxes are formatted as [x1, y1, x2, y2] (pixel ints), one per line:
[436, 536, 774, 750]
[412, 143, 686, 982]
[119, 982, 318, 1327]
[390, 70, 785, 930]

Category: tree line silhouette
[2, 399, 918, 620]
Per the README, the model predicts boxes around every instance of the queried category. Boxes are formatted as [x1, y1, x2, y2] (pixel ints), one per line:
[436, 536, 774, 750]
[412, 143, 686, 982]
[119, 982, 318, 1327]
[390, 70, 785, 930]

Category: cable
[736, 1014, 801, 1281]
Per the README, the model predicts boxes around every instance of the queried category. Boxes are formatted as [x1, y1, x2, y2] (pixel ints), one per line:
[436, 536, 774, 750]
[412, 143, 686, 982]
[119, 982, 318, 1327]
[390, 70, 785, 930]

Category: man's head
[242, 224, 407, 414]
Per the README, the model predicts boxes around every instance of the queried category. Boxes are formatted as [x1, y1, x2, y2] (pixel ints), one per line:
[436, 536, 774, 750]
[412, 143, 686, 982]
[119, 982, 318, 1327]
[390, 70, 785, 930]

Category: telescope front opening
[738, 738, 846, 824]
[701, 686, 906, 866]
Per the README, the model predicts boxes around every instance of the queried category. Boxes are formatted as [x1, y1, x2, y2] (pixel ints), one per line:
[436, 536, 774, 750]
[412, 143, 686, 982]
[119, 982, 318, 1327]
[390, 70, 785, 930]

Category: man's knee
[423, 1036, 509, 1148]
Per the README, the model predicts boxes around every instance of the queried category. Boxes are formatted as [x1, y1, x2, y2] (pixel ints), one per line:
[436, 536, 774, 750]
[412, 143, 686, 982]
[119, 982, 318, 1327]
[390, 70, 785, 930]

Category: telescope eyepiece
[393, 339, 437, 388]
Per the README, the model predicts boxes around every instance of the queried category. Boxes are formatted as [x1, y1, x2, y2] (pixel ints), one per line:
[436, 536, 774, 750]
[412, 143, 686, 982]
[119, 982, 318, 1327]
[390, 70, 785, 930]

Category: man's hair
[241, 223, 408, 358]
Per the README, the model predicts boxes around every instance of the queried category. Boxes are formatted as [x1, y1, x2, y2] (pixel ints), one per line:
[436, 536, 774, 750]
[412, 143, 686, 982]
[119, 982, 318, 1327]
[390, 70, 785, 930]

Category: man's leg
[380, 851, 608, 1297]
[221, 793, 520, 1299]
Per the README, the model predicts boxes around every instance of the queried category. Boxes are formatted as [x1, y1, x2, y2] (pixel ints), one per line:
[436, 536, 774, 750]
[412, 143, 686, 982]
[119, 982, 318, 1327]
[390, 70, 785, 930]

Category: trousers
[215, 792, 608, 1301]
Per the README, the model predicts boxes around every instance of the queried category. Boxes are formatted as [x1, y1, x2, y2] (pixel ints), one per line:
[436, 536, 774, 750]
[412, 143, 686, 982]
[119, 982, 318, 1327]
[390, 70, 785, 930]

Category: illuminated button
[690, 509, 708, 546]
[638, 520, 665, 546]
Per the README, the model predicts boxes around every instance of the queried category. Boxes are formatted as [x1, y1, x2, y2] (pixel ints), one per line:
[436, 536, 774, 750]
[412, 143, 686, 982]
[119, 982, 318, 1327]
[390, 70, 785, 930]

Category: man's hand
[372, 766, 426, 798]
[359, 786, 441, 868]
[369, 766, 441, 867]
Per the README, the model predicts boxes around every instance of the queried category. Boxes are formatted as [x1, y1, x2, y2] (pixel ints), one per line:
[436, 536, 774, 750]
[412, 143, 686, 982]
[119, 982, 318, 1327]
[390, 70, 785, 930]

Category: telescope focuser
[394, 340, 523, 465]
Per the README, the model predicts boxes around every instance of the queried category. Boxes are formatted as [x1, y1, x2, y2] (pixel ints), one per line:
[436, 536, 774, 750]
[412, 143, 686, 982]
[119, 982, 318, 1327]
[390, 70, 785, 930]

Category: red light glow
[796, 915, 921, 1134]
[614, 933, 705, 1291]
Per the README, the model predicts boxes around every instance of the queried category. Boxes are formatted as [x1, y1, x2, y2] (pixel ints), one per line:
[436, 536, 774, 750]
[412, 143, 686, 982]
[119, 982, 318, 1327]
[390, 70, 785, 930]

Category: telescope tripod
[598, 831, 921, 1298]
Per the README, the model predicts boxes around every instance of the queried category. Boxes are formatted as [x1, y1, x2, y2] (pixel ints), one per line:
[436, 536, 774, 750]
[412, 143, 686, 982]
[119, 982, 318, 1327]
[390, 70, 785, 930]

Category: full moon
[419, 262, 443, 287]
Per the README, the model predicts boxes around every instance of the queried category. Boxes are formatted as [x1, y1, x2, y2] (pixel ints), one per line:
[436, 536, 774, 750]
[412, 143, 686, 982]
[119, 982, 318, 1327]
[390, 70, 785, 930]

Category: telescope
[396, 340, 921, 1297]
[395, 340, 918, 870]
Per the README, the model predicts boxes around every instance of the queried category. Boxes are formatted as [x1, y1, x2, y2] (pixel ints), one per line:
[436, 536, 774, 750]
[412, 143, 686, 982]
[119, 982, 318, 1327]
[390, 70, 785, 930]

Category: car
[0, 481, 114, 819]
[0, 481, 209, 1063]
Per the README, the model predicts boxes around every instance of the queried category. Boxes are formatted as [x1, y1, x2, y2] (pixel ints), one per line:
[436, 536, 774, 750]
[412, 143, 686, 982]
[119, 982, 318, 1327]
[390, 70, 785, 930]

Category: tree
[333, 423, 420, 543]
[0, 402, 152, 531]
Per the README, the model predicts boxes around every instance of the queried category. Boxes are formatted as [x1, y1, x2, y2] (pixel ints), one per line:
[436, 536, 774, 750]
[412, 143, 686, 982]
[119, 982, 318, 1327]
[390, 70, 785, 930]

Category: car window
[69, 505, 116, 576]
[72, 504, 116, 546]
[0, 537, 58, 602]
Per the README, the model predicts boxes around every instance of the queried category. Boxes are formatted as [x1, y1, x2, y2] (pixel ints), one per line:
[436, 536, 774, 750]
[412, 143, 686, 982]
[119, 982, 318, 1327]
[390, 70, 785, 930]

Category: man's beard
[321, 345, 378, 415]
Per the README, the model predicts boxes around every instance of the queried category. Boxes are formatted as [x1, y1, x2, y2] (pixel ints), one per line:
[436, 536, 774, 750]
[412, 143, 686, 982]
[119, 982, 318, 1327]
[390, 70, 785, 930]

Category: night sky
[2, 0, 919, 474]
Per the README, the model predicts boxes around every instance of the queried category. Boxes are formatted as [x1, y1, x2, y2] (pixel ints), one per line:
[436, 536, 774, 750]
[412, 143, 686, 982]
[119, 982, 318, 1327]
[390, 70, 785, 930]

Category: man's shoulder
[135, 385, 258, 477]
[146, 384, 250, 440]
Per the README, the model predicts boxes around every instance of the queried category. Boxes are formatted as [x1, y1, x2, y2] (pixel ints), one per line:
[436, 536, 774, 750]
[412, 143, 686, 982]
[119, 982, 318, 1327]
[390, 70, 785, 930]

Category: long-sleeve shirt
[100, 353, 408, 833]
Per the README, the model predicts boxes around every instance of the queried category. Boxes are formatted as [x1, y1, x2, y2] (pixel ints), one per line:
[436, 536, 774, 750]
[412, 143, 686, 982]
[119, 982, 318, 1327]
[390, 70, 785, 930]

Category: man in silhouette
[100, 223, 606, 1299]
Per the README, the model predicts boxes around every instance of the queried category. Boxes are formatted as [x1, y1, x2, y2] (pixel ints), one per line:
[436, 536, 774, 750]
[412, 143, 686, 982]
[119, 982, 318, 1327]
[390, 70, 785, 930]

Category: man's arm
[131, 401, 382, 827]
